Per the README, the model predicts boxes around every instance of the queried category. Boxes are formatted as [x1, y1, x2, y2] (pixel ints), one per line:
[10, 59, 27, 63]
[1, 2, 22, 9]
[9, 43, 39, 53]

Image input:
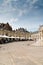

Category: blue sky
[0, 0, 43, 31]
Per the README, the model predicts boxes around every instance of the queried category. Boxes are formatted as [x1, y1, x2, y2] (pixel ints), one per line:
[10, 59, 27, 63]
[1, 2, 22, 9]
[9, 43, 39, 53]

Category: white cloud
[0, 0, 39, 17]
[25, 0, 38, 13]
[2, 0, 18, 5]
[0, 0, 16, 14]
[2, 0, 10, 6]
[26, 0, 30, 2]
[10, 18, 19, 22]
[31, 0, 38, 4]
[26, 0, 38, 7]
[18, 9, 27, 16]
[13, 0, 18, 1]
[26, 0, 38, 3]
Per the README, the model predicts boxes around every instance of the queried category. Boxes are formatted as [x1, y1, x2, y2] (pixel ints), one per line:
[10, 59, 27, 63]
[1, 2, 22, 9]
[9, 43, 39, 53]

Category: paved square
[0, 41, 43, 65]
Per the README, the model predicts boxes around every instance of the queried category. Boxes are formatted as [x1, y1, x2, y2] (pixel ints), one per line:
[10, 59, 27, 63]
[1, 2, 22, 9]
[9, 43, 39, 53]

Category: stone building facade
[0, 23, 30, 39]
[39, 25, 43, 40]
[31, 25, 43, 40]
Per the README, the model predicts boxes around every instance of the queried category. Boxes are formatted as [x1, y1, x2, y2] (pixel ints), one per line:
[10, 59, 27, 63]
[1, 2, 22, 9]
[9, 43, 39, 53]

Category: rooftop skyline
[0, 0, 43, 31]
